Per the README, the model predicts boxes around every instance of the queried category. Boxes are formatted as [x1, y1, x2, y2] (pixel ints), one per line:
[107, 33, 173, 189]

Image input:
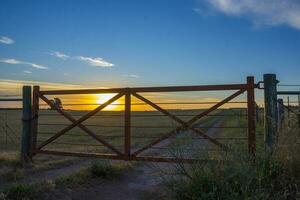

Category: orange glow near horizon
[57, 93, 249, 111]
[95, 93, 121, 111]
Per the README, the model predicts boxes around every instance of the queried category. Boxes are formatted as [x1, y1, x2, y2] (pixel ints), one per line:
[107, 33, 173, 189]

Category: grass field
[0, 108, 249, 160]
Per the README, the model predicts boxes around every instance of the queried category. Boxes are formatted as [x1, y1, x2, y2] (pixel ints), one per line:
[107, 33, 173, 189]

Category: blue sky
[1, 0, 300, 90]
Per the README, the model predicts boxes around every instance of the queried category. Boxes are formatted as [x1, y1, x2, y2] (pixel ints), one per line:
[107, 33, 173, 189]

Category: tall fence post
[21, 86, 32, 162]
[31, 86, 40, 156]
[247, 76, 256, 155]
[124, 90, 131, 159]
[263, 74, 278, 150]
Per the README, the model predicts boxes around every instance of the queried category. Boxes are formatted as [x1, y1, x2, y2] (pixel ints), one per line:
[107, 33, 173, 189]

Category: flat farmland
[0, 108, 248, 158]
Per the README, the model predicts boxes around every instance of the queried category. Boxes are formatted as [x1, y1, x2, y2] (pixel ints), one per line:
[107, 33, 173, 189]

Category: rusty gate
[26, 76, 258, 163]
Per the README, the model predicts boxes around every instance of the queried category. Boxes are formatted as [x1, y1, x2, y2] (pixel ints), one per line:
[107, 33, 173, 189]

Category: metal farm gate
[21, 76, 258, 163]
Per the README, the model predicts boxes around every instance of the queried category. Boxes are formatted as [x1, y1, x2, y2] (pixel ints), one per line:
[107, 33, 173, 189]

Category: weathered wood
[21, 86, 32, 162]
[247, 77, 256, 155]
[263, 74, 278, 150]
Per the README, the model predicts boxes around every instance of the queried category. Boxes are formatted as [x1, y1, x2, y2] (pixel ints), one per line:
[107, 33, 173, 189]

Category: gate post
[263, 74, 278, 150]
[21, 86, 32, 163]
[247, 76, 256, 155]
[124, 89, 131, 159]
[31, 86, 40, 156]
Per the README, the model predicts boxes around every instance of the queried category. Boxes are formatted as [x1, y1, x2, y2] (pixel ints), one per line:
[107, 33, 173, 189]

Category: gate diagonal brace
[37, 93, 124, 156]
[132, 89, 245, 156]
[132, 93, 225, 147]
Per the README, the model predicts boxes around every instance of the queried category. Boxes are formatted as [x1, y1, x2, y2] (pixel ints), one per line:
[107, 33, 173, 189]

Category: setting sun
[95, 93, 121, 111]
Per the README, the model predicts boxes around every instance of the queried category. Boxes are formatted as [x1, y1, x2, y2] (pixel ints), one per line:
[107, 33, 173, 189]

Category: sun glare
[96, 93, 120, 111]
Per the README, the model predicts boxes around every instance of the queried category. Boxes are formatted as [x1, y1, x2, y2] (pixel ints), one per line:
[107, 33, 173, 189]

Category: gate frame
[26, 76, 258, 162]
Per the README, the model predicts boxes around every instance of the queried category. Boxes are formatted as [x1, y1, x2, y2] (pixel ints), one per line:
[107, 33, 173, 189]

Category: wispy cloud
[77, 56, 114, 67]
[23, 70, 32, 74]
[122, 74, 139, 78]
[48, 51, 114, 68]
[49, 51, 69, 60]
[0, 78, 83, 96]
[0, 58, 48, 69]
[198, 0, 300, 30]
[0, 36, 14, 44]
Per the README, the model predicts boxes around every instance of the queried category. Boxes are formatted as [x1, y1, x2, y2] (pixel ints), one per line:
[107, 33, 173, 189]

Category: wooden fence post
[21, 86, 32, 162]
[124, 90, 131, 159]
[31, 86, 40, 156]
[247, 76, 256, 155]
[263, 74, 278, 150]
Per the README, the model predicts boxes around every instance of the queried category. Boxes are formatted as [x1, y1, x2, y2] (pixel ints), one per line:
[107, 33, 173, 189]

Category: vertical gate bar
[247, 76, 256, 155]
[31, 86, 40, 156]
[124, 90, 131, 158]
[21, 86, 32, 163]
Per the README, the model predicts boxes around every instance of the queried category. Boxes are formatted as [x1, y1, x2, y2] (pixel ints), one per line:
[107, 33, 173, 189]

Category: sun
[96, 93, 120, 110]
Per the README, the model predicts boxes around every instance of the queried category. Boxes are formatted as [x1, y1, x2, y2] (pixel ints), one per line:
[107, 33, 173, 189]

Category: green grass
[161, 110, 300, 200]
[1, 161, 130, 200]
[55, 161, 127, 188]
[0, 109, 220, 158]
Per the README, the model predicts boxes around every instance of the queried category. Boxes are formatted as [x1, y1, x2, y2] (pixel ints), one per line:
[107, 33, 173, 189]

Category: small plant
[54, 168, 90, 188]
[54, 161, 125, 189]
[89, 161, 122, 179]
[4, 184, 37, 200]
[0, 193, 6, 200]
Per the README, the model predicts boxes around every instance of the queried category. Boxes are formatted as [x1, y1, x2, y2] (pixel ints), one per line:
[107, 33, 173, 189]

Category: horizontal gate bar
[277, 91, 300, 95]
[34, 149, 213, 163]
[39, 84, 258, 95]
[0, 98, 22, 101]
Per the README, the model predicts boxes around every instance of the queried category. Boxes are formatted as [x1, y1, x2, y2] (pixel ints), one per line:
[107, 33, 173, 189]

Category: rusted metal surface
[31, 86, 40, 156]
[0, 98, 22, 101]
[131, 92, 226, 156]
[39, 83, 258, 95]
[131, 90, 245, 156]
[247, 77, 256, 155]
[37, 93, 124, 156]
[31, 77, 258, 163]
[124, 91, 131, 158]
[277, 91, 300, 95]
